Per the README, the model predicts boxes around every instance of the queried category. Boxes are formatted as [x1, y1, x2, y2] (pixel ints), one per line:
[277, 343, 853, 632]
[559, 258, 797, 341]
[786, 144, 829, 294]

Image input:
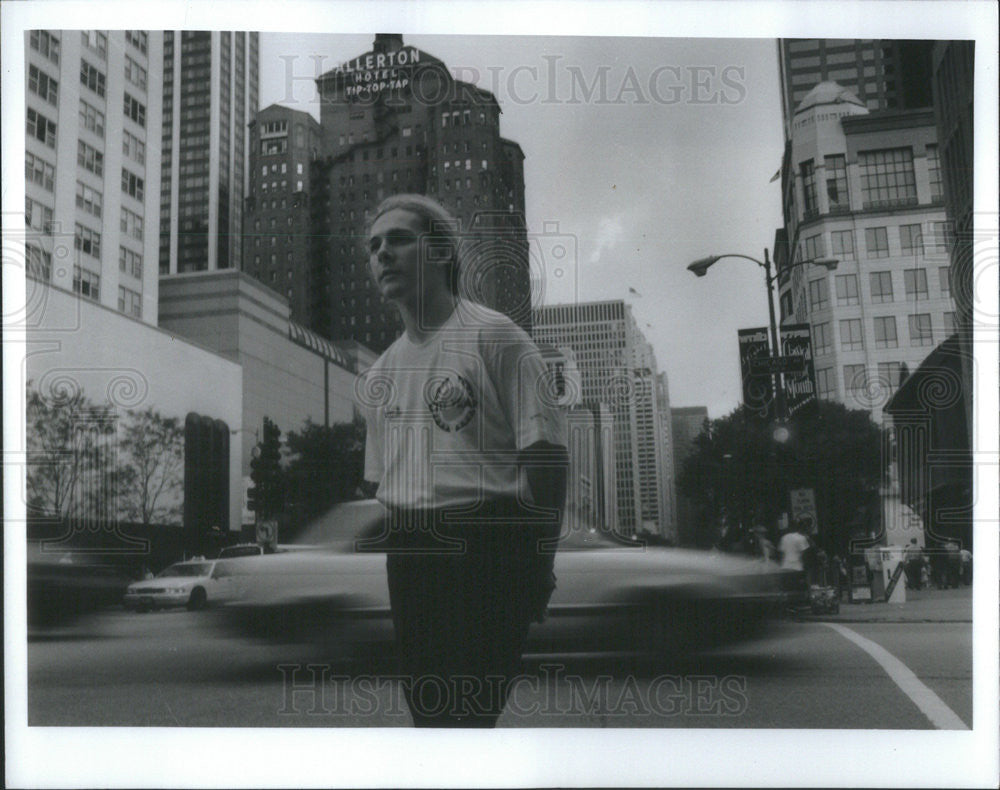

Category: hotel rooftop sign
[327, 46, 423, 101]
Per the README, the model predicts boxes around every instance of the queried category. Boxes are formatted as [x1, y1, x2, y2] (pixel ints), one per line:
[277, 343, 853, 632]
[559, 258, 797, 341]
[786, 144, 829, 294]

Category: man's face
[368, 208, 446, 302]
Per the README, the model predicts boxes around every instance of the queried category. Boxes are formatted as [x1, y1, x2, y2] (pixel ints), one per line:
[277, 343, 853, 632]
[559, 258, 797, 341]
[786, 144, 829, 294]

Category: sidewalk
[799, 584, 973, 623]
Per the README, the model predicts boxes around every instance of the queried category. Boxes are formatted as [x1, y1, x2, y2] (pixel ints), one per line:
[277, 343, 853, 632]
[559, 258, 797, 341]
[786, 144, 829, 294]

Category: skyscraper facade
[308, 34, 529, 352]
[532, 300, 675, 539]
[159, 31, 259, 275]
[774, 81, 953, 424]
[243, 103, 321, 320]
[777, 39, 934, 138]
[25, 29, 162, 324]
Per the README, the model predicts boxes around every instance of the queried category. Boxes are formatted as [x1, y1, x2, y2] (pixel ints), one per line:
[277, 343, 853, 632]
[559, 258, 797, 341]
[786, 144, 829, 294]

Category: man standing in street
[356, 194, 568, 727]
[778, 518, 812, 572]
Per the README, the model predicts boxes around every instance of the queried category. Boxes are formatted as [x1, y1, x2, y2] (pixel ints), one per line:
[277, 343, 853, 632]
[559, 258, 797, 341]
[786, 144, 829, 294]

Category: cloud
[588, 214, 625, 265]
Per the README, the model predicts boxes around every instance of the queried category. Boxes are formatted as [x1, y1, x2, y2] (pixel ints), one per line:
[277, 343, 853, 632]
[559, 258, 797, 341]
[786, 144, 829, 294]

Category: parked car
[213, 501, 808, 659]
[123, 558, 238, 612]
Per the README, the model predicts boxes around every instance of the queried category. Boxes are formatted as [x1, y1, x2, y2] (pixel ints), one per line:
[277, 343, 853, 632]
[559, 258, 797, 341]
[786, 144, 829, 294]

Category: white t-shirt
[357, 301, 567, 511]
[778, 531, 811, 570]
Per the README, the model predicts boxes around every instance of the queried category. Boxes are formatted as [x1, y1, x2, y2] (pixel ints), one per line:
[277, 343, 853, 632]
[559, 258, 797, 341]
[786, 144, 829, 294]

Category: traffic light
[247, 417, 284, 519]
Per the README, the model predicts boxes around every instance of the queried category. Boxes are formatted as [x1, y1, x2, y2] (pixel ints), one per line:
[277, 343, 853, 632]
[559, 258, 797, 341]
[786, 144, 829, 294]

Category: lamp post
[688, 249, 838, 427]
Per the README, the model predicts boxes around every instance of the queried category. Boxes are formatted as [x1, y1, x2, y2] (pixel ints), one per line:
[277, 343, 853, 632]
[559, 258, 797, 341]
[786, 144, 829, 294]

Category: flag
[769, 168, 781, 183]
[628, 287, 642, 297]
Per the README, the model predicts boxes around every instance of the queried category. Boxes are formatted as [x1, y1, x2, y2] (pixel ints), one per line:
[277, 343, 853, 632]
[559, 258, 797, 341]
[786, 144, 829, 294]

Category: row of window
[262, 162, 305, 176]
[807, 266, 951, 311]
[799, 145, 942, 217]
[816, 362, 916, 400]
[811, 311, 953, 355]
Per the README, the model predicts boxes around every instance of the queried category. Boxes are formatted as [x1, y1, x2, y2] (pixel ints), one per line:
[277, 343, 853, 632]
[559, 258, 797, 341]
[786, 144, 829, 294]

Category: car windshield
[159, 563, 212, 578]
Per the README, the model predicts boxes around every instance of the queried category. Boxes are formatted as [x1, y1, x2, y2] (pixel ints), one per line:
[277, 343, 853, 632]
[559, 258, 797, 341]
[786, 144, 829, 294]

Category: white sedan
[213, 501, 808, 658]
[123, 559, 237, 612]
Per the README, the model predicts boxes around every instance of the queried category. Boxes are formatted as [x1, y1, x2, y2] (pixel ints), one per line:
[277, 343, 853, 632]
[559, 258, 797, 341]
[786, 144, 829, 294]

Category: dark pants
[383, 504, 555, 727]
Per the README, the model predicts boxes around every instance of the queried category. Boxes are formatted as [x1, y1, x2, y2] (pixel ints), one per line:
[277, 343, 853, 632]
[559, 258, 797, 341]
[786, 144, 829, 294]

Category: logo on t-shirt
[426, 374, 477, 432]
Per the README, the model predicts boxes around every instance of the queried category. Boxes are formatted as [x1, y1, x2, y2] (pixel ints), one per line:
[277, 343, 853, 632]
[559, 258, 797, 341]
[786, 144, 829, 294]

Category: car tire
[187, 587, 207, 611]
[137, 602, 152, 614]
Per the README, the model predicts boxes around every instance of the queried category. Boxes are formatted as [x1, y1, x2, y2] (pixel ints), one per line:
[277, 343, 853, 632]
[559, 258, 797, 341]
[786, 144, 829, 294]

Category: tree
[249, 416, 284, 520]
[283, 417, 366, 535]
[116, 407, 184, 526]
[677, 402, 883, 553]
[26, 383, 117, 525]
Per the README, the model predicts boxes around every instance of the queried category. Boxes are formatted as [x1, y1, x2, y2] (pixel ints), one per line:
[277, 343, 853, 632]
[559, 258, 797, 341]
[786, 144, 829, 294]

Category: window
[874, 316, 898, 349]
[30, 31, 60, 65]
[28, 65, 58, 105]
[908, 313, 933, 346]
[75, 181, 103, 218]
[80, 60, 106, 97]
[77, 141, 104, 176]
[74, 224, 101, 259]
[125, 30, 148, 55]
[73, 266, 101, 300]
[27, 108, 56, 148]
[865, 226, 889, 258]
[120, 207, 143, 241]
[803, 234, 825, 261]
[81, 30, 107, 56]
[835, 274, 859, 305]
[808, 277, 829, 310]
[119, 246, 143, 278]
[877, 362, 903, 392]
[124, 93, 146, 127]
[812, 321, 832, 355]
[79, 99, 105, 137]
[25, 152, 55, 191]
[843, 364, 867, 398]
[831, 230, 854, 259]
[839, 318, 864, 351]
[123, 130, 145, 165]
[870, 271, 893, 303]
[859, 147, 917, 208]
[118, 286, 142, 318]
[903, 268, 928, 300]
[926, 144, 943, 201]
[121, 168, 145, 201]
[816, 367, 836, 400]
[930, 221, 953, 253]
[938, 266, 952, 297]
[26, 244, 52, 281]
[800, 159, 818, 216]
[780, 290, 794, 321]
[25, 197, 54, 233]
[943, 311, 957, 335]
[824, 154, 849, 211]
[899, 224, 924, 255]
[125, 55, 147, 90]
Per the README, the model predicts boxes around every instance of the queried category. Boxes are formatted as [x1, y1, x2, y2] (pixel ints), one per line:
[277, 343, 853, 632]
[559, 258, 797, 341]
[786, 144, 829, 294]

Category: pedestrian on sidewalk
[904, 538, 923, 590]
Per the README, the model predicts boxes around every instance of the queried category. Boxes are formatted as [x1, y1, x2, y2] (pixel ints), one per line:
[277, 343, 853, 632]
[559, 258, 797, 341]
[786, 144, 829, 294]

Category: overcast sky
[261, 33, 787, 417]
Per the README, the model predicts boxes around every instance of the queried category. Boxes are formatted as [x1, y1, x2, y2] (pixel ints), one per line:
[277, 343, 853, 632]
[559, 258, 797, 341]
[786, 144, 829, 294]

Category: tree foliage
[283, 417, 367, 535]
[677, 401, 883, 552]
[117, 407, 184, 526]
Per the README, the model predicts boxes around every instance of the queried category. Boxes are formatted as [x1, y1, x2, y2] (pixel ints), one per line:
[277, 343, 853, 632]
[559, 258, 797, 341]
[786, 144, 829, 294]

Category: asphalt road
[26, 606, 971, 729]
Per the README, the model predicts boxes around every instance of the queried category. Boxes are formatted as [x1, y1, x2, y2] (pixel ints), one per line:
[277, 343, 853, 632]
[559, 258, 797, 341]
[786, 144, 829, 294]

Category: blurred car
[123, 558, 238, 612]
[28, 542, 133, 627]
[214, 501, 808, 659]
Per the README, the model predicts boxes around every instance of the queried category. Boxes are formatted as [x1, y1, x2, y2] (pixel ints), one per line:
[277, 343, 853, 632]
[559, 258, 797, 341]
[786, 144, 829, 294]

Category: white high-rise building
[533, 300, 676, 539]
[25, 30, 162, 324]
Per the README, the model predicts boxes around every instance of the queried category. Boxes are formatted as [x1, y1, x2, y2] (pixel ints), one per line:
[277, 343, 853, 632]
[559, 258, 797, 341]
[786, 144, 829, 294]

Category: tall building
[25, 29, 162, 324]
[671, 406, 709, 547]
[308, 33, 530, 352]
[159, 31, 259, 275]
[774, 82, 953, 424]
[778, 39, 935, 138]
[243, 104, 321, 321]
[533, 300, 675, 539]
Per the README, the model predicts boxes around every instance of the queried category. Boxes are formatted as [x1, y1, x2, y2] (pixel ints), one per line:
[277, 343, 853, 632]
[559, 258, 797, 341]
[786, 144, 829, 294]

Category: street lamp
[687, 248, 838, 426]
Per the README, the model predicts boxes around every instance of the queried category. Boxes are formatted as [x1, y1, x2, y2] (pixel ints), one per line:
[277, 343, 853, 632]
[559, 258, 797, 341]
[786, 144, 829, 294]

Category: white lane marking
[824, 622, 969, 730]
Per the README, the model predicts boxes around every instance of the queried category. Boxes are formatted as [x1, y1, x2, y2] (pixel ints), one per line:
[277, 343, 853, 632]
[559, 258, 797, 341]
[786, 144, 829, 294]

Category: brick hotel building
[304, 33, 530, 352]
